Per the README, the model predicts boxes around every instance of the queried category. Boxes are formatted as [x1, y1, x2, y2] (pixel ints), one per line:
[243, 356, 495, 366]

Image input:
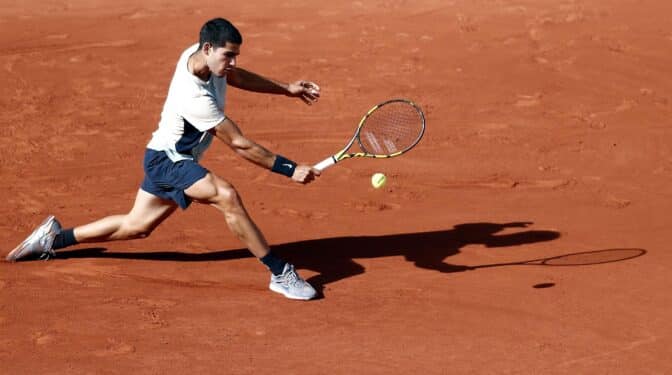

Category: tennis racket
[313, 99, 426, 171]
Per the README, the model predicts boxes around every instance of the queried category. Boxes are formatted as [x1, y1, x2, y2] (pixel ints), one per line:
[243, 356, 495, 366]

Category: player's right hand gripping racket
[313, 99, 426, 171]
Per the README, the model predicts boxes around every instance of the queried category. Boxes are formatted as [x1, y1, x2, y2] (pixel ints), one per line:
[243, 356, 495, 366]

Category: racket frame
[314, 99, 425, 171]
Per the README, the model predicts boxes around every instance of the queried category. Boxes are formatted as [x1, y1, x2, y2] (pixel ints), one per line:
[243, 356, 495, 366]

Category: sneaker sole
[269, 283, 315, 300]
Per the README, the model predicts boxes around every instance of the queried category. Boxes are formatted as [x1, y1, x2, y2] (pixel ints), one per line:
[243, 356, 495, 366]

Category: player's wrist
[271, 155, 297, 177]
[283, 83, 294, 96]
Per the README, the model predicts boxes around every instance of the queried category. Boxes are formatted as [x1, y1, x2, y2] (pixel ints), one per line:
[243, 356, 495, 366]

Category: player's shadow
[58, 222, 560, 294]
[277, 222, 559, 290]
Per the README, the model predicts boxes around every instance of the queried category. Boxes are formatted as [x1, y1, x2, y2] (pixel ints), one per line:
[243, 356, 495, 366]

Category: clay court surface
[1, 0, 671, 373]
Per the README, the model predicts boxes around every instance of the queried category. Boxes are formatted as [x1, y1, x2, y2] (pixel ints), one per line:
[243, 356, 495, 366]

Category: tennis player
[6, 18, 321, 300]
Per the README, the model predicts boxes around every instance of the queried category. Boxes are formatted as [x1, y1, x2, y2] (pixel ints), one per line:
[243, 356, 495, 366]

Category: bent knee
[212, 182, 242, 208]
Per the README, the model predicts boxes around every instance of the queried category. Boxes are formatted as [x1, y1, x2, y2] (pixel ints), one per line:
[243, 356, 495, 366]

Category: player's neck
[188, 52, 211, 82]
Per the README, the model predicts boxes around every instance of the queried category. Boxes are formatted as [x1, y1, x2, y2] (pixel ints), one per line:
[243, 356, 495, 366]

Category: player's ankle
[52, 228, 78, 250]
[259, 251, 287, 275]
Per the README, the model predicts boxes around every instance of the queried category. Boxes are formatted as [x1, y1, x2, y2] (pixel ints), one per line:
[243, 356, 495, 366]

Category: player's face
[206, 42, 240, 77]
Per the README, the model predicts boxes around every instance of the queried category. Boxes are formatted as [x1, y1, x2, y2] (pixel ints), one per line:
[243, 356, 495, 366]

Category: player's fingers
[306, 89, 320, 98]
[302, 81, 320, 91]
[310, 168, 321, 176]
[300, 95, 313, 105]
[304, 90, 320, 102]
[301, 82, 321, 99]
[298, 172, 312, 183]
[302, 85, 320, 98]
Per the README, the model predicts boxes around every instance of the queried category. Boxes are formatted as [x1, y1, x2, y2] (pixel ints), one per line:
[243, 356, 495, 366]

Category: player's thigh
[184, 173, 237, 204]
[126, 189, 178, 230]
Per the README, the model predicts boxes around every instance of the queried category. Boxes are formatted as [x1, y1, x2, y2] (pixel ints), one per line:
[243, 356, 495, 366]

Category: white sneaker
[6, 215, 62, 261]
[269, 263, 317, 300]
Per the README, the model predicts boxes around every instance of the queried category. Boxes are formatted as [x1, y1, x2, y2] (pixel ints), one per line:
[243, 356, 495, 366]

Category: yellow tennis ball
[371, 173, 387, 189]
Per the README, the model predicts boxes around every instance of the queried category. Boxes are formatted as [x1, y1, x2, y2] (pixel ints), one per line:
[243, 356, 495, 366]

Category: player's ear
[202, 42, 213, 56]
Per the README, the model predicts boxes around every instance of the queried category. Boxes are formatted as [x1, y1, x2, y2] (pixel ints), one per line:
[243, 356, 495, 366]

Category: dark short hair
[199, 18, 242, 48]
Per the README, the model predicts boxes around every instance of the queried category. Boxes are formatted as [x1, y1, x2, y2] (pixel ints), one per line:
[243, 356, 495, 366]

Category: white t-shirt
[147, 43, 227, 162]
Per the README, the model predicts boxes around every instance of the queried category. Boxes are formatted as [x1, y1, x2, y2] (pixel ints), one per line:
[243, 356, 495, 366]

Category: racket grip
[313, 156, 336, 171]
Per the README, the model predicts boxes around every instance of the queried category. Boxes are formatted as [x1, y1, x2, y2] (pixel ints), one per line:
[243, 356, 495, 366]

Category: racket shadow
[471, 248, 647, 269]
[56, 221, 561, 293]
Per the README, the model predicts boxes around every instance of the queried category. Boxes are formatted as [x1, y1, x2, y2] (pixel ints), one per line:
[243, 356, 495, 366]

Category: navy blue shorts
[141, 149, 209, 209]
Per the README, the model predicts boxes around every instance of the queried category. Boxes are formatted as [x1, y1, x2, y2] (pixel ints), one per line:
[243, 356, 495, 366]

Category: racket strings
[359, 102, 424, 155]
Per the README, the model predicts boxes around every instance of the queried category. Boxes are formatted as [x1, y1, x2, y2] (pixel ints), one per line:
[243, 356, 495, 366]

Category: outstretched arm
[210, 117, 320, 183]
[226, 67, 320, 105]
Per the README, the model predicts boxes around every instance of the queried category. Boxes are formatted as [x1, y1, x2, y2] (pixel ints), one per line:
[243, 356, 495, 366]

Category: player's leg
[72, 189, 178, 243]
[5, 189, 177, 261]
[185, 173, 269, 258]
[185, 172, 316, 300]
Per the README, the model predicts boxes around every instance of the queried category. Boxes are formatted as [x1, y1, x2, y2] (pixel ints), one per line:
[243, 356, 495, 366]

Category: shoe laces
[282, 268, 304, 288]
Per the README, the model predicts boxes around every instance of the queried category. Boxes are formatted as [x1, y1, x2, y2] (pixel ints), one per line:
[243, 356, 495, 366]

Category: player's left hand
[291, 165, 321, 184]
[287, 80, 320, 105]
